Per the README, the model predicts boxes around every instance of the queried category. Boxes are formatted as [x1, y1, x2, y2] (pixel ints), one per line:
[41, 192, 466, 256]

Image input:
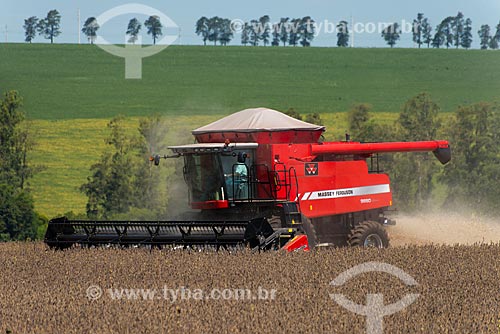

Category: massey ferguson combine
[45, 108, 451, 251]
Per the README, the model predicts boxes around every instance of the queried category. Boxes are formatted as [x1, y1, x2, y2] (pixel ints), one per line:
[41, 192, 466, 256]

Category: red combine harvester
[45, 108, 451, 251]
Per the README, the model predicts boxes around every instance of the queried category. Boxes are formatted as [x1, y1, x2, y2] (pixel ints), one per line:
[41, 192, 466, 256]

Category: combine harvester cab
[45, 108, 450, 251]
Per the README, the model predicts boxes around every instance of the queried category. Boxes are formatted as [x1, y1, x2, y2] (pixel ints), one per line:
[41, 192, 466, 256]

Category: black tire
[348, 221, 389, 248]
[268, 216, 283, 230]
[301, 216, 318, 249]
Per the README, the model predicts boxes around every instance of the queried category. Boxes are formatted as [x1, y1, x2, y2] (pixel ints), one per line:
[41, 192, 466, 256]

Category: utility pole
[77, 9, 81, 44]
[4, 25, 7, 43]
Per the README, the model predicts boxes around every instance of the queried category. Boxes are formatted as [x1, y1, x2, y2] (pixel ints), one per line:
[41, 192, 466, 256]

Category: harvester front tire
[301, 216, 317, 249]
[348, 221, 389, 248]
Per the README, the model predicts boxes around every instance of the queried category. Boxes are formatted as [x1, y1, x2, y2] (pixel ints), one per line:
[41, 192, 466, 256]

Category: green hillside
[1, 44, 499, 120]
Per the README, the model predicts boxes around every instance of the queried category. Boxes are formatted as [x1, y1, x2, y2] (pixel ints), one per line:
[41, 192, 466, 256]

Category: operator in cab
[226, 152, 249, 199]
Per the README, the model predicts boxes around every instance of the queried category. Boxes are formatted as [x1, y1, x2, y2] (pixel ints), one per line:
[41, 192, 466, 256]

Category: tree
[144, 15, 162, 45]
[440, 17, 454, 48]
[452, 12, 465, 49]
[284, 108, 302, 120]
[461, 18, 473, 49]
[0, 90, 25, 187]
[23, 16, 38, 43]
[219, 19, 233, 46]
[432, 17, 454, 49]
[259, 15, 271, 46]
[347, 104, 390, 142]
[348, 104, 370, 140]
[126, 18, 141, 44]
[0, 184, 44, 240]
[305, 113, 323, 125]
[0, 90, 42, 240]
[209, 16, 232, 46]
[271, 23, 280, 46]
[494, 21, 500, 46]
[195, 17, 209, 46]
[241, 22, 251, 46]
[490, 36, 499, 50]
[443, 103, 500, 212]
[249, 19, 260, 46]
[207, 16, 223, 46]
[412, 13, 425, 48]
[398, 93, 441, 141]
[336, 21, 349, 47]
[422, 18, 433, 48]
[298, 16, 315, 47]
[432, 23, 445, 48]
[37, 9, 61, 44]
[489, 21, 500, 50]
[381, 23, 400, 48]
[478, 24, 491, 50]
[81, 116, 168, 219]
[391, 93, 441, 210]
[279, 18, 290, 46]
[82, 17, 99, 44]
[81, 117, 140, 218]
[288, 18, 301, 46]
[13, 120, 38, 190]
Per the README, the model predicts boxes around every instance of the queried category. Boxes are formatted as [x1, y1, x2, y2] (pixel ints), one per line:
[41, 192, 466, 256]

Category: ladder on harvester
[273, 163, 299, 201]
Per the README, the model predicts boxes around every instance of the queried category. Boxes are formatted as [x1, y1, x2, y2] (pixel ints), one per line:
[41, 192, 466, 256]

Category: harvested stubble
[1, 243, 499, 334]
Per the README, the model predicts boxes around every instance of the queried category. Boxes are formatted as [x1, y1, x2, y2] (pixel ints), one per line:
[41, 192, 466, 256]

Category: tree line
[21, 10, 500, 49]
[23, 10, 62, 44]
[346, 12, 498, 49]
[362, 12, 500, 49]
[23, 10, 164, 44]
[195, 13, 500, 49]
[409, 12, 500, 49]
[195, 16, 320, 47]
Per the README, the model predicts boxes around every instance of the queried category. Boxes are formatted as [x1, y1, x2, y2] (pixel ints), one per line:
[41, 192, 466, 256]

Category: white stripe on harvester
[305, 184, 390, 201]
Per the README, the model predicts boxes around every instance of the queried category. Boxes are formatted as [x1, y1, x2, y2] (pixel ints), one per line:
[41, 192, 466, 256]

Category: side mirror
[154, 154, 161, 166]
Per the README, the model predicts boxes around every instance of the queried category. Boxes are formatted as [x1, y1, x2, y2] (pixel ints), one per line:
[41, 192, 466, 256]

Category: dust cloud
[387, 211, 500, 246]
[164, 179, 193, 219]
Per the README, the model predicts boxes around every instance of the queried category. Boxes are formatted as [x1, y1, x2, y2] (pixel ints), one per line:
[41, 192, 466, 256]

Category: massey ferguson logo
[305, 163, 318, 176]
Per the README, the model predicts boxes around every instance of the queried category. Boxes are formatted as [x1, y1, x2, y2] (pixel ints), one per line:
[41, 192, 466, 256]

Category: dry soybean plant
[0, 242, 499, 333]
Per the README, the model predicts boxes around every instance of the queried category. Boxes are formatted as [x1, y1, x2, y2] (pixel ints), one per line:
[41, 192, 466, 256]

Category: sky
[1, 0, 499, 48]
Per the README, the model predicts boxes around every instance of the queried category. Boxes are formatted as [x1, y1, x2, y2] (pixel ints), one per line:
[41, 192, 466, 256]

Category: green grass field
[1, 44, 498, 217]
[2, 44, 500, 119]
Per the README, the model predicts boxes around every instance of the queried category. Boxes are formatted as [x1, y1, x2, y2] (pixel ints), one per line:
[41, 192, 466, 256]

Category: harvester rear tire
[348, 221, 389, 248]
